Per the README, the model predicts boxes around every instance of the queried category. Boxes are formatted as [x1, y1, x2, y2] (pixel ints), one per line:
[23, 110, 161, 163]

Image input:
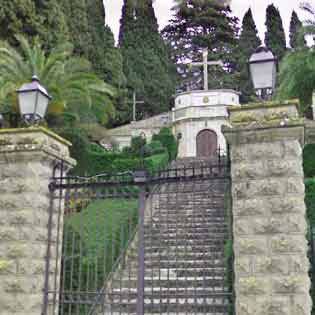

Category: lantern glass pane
[250, 61, 275, 90]
[18, 91, 37, 116]
[35, 92, 49, 119]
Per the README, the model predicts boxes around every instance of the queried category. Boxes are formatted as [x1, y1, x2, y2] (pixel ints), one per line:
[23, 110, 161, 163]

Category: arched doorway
[196, 129, 217, 157]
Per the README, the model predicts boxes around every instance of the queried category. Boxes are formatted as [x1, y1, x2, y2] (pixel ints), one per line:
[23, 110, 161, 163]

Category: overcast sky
[104, 0, 310, 45]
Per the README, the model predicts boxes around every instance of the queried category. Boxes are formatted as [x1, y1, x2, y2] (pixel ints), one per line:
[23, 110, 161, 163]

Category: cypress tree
[162, 0, 239, 91]
[0, 0, 38, 46]
[237, 8, 261, 102]
[35, 0, 69, 51]
[119, 0, 176, 118]
[289, 10, 306, 48]
[265, 4, 287, 60]
[0, 0, 68, 49]
[58, 0, 90, 57]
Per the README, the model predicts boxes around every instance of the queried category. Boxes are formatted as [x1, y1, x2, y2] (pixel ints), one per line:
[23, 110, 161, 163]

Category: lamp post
[249, 46, 278, 100]
[16, 75, 52, 125]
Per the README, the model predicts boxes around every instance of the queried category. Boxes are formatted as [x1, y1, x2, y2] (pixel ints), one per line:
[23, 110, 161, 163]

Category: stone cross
[129, 91, 144, 122]
[190, 48, 224, 91]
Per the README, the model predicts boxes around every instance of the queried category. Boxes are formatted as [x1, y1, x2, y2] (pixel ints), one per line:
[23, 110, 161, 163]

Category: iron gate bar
[46, 155, 232, 315]
[50, 163, 230, 191]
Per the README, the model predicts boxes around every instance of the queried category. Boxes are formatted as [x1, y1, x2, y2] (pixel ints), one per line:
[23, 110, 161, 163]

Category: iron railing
[44, 156, 232, 315]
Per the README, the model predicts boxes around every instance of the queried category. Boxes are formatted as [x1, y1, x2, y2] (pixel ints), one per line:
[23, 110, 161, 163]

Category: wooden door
[196, 129, 217, 157]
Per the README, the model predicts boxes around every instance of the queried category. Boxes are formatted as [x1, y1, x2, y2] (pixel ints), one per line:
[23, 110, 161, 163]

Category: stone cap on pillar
[0, 127, 76, 168]
[222, 100, 304, 145]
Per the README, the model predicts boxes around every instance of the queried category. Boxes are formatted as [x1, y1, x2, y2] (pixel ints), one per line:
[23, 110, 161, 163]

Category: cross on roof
[190, 49, 224, 91]
[128, 92, 144, 122]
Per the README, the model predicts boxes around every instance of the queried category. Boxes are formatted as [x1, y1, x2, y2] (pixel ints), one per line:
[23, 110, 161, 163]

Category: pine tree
[265, 4, 287, 60]
[119, 0, 176, 118]
[289, 10, 306, 48]
[237, 8, 261, 102]
[162, 0, 239, 91]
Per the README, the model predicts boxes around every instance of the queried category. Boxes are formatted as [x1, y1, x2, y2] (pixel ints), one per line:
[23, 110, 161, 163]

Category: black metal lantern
[16, 75, 52, 124]
[249, 46, 278, 99]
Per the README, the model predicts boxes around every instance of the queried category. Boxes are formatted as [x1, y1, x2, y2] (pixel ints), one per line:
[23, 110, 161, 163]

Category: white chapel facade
[173, 89, 240, 158]
[105, 88, 240, 158]
[105, 49, 241, 158]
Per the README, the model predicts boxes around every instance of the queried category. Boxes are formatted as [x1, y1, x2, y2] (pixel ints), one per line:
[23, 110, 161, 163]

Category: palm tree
[0, 35, 116, 126]
[277, 48, 315, 112]
[300, 2, 315, 39]
[276, 2, 315, 112]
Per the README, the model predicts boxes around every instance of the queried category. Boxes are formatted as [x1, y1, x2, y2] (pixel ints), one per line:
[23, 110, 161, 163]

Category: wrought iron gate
[45, 157, 232, 315]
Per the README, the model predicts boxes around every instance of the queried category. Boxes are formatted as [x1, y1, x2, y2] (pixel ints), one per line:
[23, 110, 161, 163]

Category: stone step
[106, 301, 229, 313]
[150, 213, 226, 220]
[108, 296, 229, 305]
[112, 277, 227, 289]
[144, 232, 227, 240]
[121, 268, 226, 279]
[145, 227, 228, 234]
[145, 239, 225, 247]
[130, 260, 225, 269]
[148, 220, 227, 226]
[111, 287, 229, 295]
[145, 245, 224, 253]
[129, 252, 225, 261]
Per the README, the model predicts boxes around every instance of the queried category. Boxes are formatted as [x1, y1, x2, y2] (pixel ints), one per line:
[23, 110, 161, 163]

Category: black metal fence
[44, 157, 232, 315]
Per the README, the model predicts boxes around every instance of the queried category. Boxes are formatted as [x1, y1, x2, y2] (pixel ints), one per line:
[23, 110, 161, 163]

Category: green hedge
[304, 144, 315, 177]
[144, 152, 169, 174]
[305, 179, 315, 227]
[152, 127, 178, 161]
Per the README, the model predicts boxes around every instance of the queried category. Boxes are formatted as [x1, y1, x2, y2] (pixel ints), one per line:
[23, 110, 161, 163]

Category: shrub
[304, 144, 315, 177]
[144, 152, 169, 174]
[130, 136, 146, 155]
[152, 127, 178, 161]
[305, 179, 315, 227]
[144, 140, 167, 156]
[55, 127, 91, 175]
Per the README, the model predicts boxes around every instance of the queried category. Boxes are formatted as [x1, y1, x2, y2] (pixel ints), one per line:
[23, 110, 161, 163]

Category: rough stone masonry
[0, 128, 75, 315]
[224, 116, 312, 315]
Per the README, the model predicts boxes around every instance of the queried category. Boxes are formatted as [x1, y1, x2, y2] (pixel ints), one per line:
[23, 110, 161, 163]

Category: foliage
[162, 0, 239, 91]
[304, 178, 315, 315]
[236, 8, 262, 103]
[119, 0, 176, 118]
[300, 2, 315, 39]
[0, 0, 69, 50]
[264, 4, 287, 60]
[0, 35, 115, 125]
[276, 48, 315, 111]
[144, 152, 169, 174]
[305, 178, 315, 226]
[289, 10, 306, 48]
[152, 127, 178, 161]
[304, 144, 315, 178]
[55, 127, 91, 175]
[62, 198, 138, 312]
[130, 136, 147, 155]
[144, 140, 166, 155]
[58, 0, 90, 57]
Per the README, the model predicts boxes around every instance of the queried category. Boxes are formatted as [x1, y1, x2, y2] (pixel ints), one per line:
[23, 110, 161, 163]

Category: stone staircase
[95, 161, 230, 315]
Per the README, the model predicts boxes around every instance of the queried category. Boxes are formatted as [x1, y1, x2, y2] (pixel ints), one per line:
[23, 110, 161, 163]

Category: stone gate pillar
[223, 103, 312, 315]
[0, 128, 75, 315]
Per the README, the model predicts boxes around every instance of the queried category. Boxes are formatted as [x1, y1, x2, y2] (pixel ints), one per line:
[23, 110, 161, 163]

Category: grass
[61, 198, 138, 313]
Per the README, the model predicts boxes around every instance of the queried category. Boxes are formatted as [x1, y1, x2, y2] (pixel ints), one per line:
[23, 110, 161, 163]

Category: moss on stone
[231, 112, 258, 123]
[228, 99, 299, 112]
[0, 127, 72, 146]
[0, 260, 11, 271]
